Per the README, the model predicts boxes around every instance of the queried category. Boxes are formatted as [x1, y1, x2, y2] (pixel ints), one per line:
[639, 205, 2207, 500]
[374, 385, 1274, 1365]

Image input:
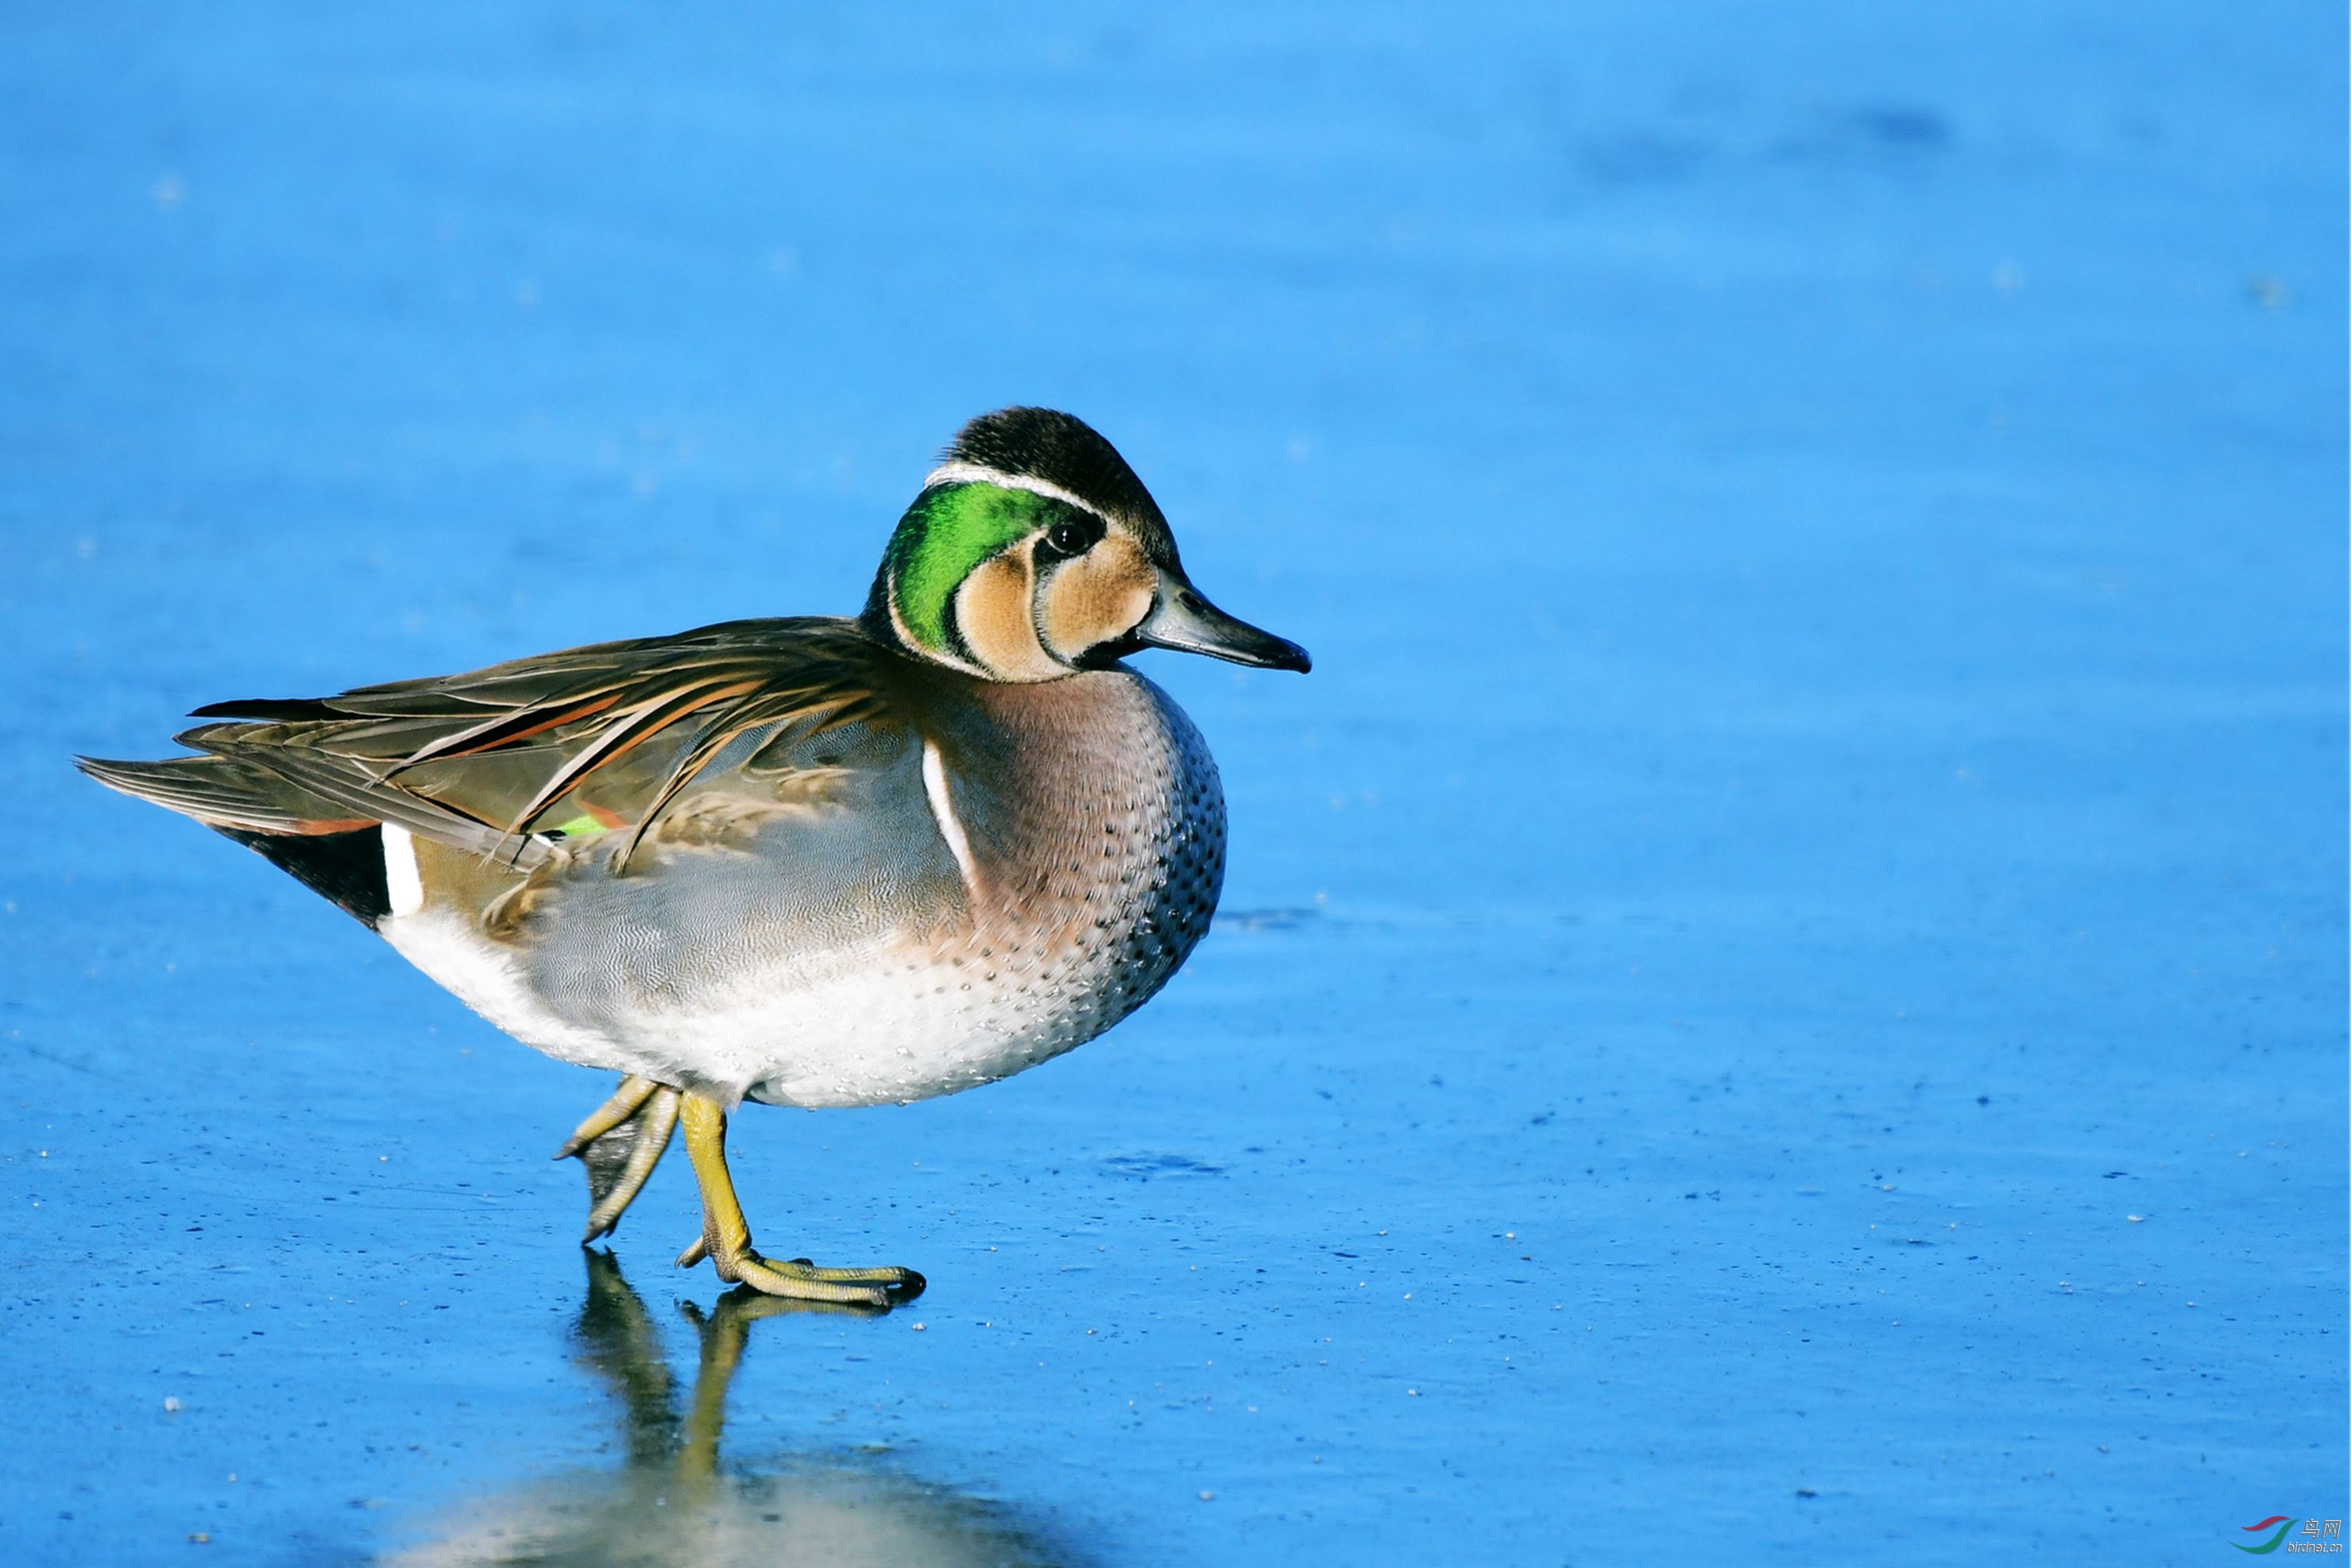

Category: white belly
[381, 906, 1077, 1109]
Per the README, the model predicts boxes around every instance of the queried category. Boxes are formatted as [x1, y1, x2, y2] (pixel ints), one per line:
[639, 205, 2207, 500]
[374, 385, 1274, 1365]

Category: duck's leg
[671, 1091, 924, 1308]
[558, 1076, 681, 1242]
[555, 1075, 660, 1159]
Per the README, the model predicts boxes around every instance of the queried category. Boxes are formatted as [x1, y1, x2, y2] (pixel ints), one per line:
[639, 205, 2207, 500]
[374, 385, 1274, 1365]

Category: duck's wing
[78, 616, 907, 875]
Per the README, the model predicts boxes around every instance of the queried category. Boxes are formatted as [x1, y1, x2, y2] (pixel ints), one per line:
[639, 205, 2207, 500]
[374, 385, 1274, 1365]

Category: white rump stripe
[382, 825, 425, 917]
[920, 739, 980, 898]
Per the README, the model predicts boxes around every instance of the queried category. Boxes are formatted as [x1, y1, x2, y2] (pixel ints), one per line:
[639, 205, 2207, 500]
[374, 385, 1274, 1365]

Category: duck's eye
[1042, 519, 1096, 558]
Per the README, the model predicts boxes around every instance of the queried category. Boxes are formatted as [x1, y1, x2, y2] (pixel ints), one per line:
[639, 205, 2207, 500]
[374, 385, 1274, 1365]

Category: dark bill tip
[1137, 587, 1311, 673]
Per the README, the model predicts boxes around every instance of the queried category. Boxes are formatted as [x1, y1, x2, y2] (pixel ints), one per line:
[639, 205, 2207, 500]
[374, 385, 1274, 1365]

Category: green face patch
[882, 483, 1062, 655]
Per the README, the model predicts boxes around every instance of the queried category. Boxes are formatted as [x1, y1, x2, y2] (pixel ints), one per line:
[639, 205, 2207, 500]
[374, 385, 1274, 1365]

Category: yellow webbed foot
[560, 1076, 681, 1242]
[671, 1092, 924, 1309]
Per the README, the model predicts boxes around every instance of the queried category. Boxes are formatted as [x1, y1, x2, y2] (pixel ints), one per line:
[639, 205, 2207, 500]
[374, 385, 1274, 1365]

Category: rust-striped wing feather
[79, 616, 907, 874]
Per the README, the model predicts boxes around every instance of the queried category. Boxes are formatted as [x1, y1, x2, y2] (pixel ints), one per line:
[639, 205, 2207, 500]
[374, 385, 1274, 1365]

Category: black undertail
[220, 825, 392, 929]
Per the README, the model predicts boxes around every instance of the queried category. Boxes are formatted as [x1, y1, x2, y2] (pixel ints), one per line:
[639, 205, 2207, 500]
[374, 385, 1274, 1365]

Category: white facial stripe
[887, 589, 991, 679]
[920, 462, 1100, 519]
[920, 738, 982, 899]
[382, 824, 425, 917]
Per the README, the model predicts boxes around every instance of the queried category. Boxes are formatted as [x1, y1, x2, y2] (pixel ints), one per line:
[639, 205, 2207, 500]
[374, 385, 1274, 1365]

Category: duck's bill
[1136, 585, 1311, 673]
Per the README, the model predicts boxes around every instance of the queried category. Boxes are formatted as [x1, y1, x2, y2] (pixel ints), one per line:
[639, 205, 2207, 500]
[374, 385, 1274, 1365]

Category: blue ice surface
[0, 4, 2342, 1563]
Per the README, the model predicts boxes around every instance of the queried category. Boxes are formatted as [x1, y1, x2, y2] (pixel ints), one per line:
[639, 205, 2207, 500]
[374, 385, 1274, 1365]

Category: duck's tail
[75, 753, 401, 926]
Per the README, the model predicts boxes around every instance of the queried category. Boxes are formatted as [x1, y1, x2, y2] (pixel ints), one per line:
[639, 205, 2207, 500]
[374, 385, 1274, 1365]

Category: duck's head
[861, 407, 1311, 682]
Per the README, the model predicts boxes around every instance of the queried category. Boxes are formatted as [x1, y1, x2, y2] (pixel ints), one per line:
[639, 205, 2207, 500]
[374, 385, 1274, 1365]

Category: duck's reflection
[383, 1253, 1079, 1567]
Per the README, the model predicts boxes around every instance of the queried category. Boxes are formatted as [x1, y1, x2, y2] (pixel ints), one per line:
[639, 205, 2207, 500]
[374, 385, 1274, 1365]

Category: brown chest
[942, 670, 1228, 1048]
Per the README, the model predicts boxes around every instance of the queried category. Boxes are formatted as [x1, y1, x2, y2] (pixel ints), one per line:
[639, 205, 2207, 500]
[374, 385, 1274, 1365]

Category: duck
[79, 407, 1309, 1307]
